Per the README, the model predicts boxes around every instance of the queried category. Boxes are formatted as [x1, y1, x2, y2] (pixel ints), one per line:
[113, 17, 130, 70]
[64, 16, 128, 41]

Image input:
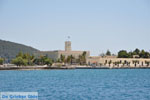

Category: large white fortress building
[40, 41, 90, 61]
[39, 41, 150, 68]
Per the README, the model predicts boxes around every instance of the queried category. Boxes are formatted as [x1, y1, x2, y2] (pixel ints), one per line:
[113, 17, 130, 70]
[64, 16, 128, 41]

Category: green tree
[128, 52, 133, 58]
[66, 55, 74, 64]
[139, 50, 146, 58]
[145, 61, 150, 66]
[16, 52, 23, 58]
[134, 48, 140, 55]
[0, 58, 4, 65]
[23, 53, 35, 65]
[66, 56, 71, 64]
[108, 60, 112, 66]
[117, 49, 150, 58]
[12, 57, 28, 66]
[57, 58, 61, 63]
[118, 50, 129, 58]
[106, 50, 111, 56]
[82, 51, 87, 64]
[12, 52, 53, 66]
[60, 54, 65, 63]
[78, 52, 87, 65]
[132, 60, 139, 67]
[33, 56, 53, 66]
[70, 55, 74, 64]
[33, 58, 41, 65]
[144, 52, 150, 58]
[44, 58, 53, 66]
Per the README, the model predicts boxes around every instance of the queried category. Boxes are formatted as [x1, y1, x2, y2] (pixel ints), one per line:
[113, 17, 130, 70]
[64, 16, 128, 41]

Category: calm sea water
[0, 69, 150, 100]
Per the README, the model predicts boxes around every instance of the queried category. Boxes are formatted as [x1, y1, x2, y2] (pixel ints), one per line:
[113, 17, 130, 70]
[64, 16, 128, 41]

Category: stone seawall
[0, 65, 150, 70]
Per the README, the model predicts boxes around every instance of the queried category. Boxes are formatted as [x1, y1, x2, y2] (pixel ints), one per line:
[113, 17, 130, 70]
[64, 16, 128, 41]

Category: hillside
[0, 40, 40, 62]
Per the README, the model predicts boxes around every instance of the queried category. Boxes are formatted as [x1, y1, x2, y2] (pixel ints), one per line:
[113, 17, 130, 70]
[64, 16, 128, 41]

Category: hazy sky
[0, 0, 150, 56]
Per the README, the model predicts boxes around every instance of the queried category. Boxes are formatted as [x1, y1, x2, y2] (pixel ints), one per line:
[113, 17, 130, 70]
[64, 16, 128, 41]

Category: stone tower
[65, 41, 72, 51]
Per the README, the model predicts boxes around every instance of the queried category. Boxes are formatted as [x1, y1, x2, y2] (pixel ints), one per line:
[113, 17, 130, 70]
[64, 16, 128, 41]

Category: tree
[114, 61, 120, 67]
[78, 52, 87, 65]
[144, 52, 150, 58]
[99, 53, 105, 57]
[66, 55, 75, 64]
[23, 53, 35, 65]
[12, 57, 28, 66]
[132, 60, 139, 67]
[108, 60, 112, 66]
[145, 61, 150, 67]
[16, 52, 23, 58]
[44, 58, 53, 66]
[118, 50, 129, 58]
[128, 51, 133, 58]
[57, 58, 61, 63]
[117, 49, 150, 58]
[33, 56, 53, 66]
[82, 51, 87, 64]
[66, 56, 71, 64]
[60, 54, 65, 63]
[139, 50, 146, 58]
[105, 60, 107, 65]
[12, 52, 53, 66]
[12, 52, 35, 66]
[134, 48, 140, 55]
[0, 58, 4, 65]
[70, 55, 74, 64]
[106, 50, 111, 56]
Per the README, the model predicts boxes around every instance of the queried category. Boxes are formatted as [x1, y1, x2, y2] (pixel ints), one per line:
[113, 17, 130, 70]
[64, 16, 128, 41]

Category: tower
[65, 41, 72, 51]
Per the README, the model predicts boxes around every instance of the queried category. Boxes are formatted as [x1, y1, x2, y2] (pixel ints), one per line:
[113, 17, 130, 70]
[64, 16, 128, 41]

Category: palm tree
[105, 60, 107, 65]
[108, 60, 112, 67]
[132, 60, 138, 67]
[142, 62, 144, 67]
[66, 56, 71, 64]
[114, 61, 119, 67]
[70, 55, 74, 64]
[127, 62, 130, 67]
[82, 51, 87, 64]
[145, 61, 150, 67]
[29, 54, 35, 65]
[122, 60, 127, 67]
[78, 55, 82, 65]
[117, 61, 120, 67]
[78, 52, 87, 65]
[60, 54, 65, 63]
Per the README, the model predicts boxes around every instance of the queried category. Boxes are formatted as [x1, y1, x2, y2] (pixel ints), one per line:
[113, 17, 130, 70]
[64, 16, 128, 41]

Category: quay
[0, 64, 150, 70]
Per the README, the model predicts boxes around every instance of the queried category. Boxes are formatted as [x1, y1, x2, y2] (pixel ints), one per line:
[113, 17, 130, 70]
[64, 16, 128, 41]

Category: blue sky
[0, 0, 150, 56]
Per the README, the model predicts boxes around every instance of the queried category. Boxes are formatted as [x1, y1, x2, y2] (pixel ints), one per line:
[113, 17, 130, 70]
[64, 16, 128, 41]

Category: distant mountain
[0, 39, 40, 62]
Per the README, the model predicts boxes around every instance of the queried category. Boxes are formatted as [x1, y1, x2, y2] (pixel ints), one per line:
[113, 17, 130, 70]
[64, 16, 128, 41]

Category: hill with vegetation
[0, 39, 40, 62]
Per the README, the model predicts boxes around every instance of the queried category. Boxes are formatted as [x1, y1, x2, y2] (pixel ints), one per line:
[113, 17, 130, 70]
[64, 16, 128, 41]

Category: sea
[0, 69, 150, 100]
